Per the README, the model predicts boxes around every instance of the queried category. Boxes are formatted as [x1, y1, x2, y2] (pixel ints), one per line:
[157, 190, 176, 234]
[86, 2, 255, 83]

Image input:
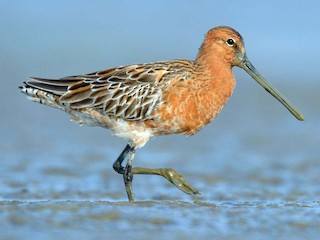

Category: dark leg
[113, 144, 133, 174]
[123, 148, 135, 201]
[113, 143, 199, 201]
[112, 143, 136, 201]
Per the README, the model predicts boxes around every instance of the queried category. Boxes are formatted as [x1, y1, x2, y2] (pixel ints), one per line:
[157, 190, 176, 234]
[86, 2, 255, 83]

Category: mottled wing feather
[25, 60, 193, 121]
[59, 65, 169, 120]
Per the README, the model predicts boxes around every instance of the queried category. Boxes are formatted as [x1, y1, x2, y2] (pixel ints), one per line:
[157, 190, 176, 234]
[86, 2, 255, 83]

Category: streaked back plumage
[20, 60, 194, 122]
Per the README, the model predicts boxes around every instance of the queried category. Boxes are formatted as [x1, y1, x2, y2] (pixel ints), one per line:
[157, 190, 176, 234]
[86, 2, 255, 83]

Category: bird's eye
[226, 38, 236, 46]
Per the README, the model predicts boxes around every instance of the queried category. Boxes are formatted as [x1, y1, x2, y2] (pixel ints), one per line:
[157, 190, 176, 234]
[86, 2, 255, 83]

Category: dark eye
[226, 38, 235, 46]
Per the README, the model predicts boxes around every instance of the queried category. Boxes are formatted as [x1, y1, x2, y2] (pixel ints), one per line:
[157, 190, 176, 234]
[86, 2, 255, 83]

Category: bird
[19, 26, 304, 201]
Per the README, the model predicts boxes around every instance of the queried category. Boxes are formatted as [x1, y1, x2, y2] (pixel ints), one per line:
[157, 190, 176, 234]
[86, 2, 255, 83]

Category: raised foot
[132, 167, 199, 195]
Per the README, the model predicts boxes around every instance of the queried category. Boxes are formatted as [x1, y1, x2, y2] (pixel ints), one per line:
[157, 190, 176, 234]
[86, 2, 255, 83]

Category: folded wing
[24, 63, 178, 120]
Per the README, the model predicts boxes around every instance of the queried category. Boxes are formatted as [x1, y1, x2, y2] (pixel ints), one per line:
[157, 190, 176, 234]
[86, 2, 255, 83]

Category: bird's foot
[132, 167, 199, 195]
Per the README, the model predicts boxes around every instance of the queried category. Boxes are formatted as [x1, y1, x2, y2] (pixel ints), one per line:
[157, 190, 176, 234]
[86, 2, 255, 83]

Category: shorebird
[20, 26, 304, 201]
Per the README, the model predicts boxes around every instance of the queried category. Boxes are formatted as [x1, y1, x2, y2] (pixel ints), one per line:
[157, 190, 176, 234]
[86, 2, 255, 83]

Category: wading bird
[20, 26, 304, 201]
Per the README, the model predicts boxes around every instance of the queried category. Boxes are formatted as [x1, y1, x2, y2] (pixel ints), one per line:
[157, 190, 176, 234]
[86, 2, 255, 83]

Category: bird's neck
[195, 43, 233, 77]
[195, 44, 235, 91]
[193, 45, 236, 126]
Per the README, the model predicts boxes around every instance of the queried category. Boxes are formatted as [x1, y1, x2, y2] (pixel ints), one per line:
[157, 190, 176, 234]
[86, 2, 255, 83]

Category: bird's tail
[19, 78, 68, 111]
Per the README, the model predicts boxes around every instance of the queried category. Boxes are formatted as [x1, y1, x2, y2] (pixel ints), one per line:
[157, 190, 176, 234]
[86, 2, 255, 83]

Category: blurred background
[1, 1, 320, 239]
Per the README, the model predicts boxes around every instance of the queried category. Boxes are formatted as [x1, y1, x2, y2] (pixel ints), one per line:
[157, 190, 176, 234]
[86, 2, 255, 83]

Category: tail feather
[19, 77, 106, 127]
[19, 79, 67, 110]
[30, 77, 78, 86]
[23, 77, 77, 95]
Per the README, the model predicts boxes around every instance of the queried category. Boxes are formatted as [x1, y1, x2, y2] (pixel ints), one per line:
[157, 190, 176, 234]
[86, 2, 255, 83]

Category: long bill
[240, 55, 304, 121]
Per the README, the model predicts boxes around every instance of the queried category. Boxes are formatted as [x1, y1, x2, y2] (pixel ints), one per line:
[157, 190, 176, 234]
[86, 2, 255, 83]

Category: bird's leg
[113, 144, 133, 174]
[132, 167, 199, 195]
[113, 144, 199, 200]
[112, 143, 136, 201]
[123, 148, 135, 201]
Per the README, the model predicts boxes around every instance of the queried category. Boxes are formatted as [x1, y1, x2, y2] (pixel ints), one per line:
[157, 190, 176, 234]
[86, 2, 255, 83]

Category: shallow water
[1, 81, 320, 239]
[1, 200, 320, 240]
